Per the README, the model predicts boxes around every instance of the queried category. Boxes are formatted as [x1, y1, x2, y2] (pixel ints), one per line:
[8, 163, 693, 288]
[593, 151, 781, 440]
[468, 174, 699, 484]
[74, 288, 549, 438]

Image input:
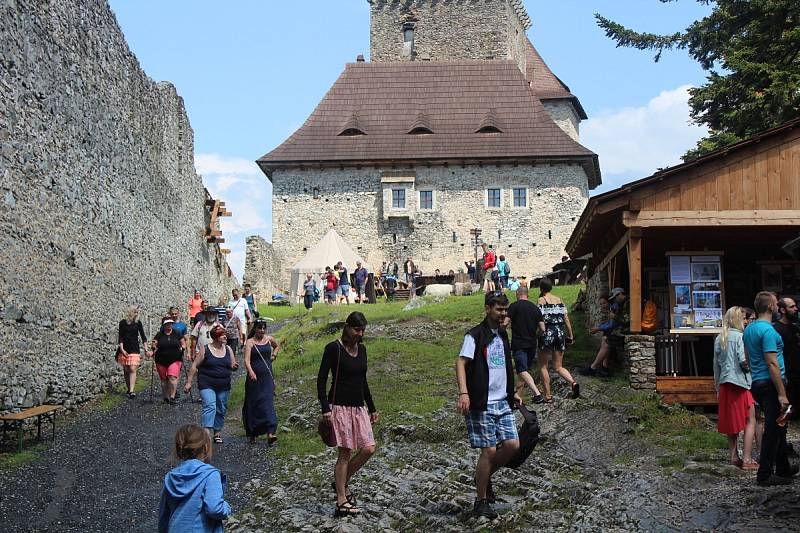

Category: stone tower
[369, 0, 531, 74]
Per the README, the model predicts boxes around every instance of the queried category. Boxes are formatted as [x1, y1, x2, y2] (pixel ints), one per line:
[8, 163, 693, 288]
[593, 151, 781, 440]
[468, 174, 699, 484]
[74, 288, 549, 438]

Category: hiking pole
[148, 313, 156, 404]
[181, 350, 195, 404]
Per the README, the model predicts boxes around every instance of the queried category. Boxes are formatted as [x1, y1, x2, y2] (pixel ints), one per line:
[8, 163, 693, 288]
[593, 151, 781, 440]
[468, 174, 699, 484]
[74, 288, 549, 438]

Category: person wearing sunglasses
[242, 319, 280, 444]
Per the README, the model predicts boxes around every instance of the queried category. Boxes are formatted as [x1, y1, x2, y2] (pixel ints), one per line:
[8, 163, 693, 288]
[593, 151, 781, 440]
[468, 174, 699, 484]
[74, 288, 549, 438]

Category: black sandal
[571, 382, 581, 399]
[267, 434, 278, 445]
[545, 396, 554, 404]
[214, 434, 223, 444]
[334, 501, 360, 517]
[331, 481, 357, 506]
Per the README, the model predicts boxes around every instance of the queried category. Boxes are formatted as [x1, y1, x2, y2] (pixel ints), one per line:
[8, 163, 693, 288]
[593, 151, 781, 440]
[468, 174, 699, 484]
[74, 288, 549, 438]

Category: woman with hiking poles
[184, 325, 238, 443]
[317, 311, 379, 518]
[152, 316, 186, 404]
[117, 306, 150, 399]
[242, 318, 280, 445]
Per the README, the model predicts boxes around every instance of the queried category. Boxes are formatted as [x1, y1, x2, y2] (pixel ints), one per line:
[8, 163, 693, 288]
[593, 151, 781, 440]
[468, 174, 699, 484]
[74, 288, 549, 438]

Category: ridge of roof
[257, 59, 599, 187]
[525, 39, 587, 120]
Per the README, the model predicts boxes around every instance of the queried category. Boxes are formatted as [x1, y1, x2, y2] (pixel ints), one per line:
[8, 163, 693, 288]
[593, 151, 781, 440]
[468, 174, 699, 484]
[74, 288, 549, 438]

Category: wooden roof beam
[623, 210, 800, 227]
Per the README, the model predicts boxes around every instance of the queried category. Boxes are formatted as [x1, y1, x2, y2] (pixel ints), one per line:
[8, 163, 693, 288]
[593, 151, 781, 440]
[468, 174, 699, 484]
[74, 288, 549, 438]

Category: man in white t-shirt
[455, 291, 521, 519]
[228, 288, 251, 340]
[190, 310, 220, 361]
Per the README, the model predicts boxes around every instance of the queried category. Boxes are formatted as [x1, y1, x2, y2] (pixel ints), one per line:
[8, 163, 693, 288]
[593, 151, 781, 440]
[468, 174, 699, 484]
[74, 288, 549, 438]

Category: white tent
[288, 229, 371, 297]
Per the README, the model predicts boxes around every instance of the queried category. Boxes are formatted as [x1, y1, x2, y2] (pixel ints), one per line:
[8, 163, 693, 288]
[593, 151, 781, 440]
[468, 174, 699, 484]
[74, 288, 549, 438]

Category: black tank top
[197, 344, 232, 391]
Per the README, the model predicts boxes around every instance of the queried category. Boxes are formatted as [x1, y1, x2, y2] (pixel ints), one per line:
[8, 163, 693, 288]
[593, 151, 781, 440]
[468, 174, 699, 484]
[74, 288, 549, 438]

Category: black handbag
[317, 343, 341, 447]
[504, 402, 541, 469]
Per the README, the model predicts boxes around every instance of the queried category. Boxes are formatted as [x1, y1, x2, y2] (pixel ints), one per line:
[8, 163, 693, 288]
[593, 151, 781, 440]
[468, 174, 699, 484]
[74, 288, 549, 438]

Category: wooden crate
[656, 376, 718, 406]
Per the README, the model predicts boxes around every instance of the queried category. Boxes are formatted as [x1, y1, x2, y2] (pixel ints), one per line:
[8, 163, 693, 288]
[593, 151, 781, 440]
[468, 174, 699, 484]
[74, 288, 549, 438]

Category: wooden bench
[0, 404, 60, 453]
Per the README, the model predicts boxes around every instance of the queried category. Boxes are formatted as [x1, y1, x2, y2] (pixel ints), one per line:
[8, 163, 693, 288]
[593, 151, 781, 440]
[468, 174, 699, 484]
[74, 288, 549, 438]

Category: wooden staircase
[393, 288, 411, 301]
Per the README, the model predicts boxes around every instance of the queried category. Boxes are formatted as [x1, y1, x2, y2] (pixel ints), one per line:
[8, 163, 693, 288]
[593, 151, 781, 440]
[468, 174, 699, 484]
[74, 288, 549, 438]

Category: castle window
[403, 24, 414, 43]
[513, 187, 527, 208]
[419, 190, 433, 210]
[392, 189, 406, 209]
[486, 188, 502, 209]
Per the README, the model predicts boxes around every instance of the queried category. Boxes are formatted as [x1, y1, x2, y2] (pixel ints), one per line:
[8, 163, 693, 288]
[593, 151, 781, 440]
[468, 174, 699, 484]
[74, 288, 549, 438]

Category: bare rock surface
[229, 378, 800, 532]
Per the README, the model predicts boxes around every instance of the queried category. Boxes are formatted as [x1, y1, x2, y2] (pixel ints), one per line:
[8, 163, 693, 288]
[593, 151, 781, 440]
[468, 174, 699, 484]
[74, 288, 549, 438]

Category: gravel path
[0, 367, 271, 533]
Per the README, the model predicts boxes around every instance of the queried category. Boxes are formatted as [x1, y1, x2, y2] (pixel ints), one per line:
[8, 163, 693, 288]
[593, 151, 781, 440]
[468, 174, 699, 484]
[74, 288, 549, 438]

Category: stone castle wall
[265, 164, 589, 291]
[370, 0, 527, 73]
[0, 0, 236, 411]
[243, 236, 282, 298]
[542, 101, 580, 142]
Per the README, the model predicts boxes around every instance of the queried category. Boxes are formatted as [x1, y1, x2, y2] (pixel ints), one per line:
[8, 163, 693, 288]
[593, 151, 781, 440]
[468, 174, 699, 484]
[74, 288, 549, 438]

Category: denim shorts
[338, 284, 350, 296]
[464, 400, 518, 448]
[512, 348, 537, 374]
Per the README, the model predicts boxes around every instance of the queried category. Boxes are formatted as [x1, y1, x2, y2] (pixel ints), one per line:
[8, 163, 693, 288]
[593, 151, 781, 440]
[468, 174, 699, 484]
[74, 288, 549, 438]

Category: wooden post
[629, 227, 643, 333]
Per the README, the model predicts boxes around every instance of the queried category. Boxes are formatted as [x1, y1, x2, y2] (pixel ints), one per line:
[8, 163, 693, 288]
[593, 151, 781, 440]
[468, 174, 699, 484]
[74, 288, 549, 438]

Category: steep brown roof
[258, 60, 599, 187]
[525, 39, 587, 120]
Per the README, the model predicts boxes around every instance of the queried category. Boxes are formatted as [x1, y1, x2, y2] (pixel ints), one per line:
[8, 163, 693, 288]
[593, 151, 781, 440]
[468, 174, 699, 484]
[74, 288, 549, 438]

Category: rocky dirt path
[229, 377, 800, 533]
[0, 367, 272, 533]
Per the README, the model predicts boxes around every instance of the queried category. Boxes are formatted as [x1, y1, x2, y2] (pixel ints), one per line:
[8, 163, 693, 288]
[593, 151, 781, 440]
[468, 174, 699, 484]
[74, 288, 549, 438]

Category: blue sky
[109, 0, 712, 278]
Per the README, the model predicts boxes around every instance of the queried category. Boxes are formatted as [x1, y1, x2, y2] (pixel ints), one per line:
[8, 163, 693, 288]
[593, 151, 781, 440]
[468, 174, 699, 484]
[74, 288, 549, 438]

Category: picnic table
[1, 404, 60, 453]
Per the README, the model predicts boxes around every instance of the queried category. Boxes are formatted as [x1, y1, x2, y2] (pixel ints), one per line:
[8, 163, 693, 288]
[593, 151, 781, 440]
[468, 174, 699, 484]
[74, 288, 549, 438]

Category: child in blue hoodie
[159, 424, 232, 533]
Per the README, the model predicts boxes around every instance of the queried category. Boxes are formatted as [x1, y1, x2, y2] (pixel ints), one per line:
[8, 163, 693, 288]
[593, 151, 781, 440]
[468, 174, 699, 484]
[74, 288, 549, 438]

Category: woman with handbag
[242, 319, 280, 444]
[316, 312, 379, 518]
[184, 325, 238, 444]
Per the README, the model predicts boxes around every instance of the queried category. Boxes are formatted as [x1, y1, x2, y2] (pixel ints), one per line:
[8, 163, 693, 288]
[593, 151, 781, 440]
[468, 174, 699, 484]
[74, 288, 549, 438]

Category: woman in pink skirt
[317, 311, 379, 517]
[713, 306, 758, 469]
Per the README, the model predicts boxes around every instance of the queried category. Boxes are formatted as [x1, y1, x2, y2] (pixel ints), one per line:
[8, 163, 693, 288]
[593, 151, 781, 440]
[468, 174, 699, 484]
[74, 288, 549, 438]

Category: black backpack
[504, 402, 540, 469]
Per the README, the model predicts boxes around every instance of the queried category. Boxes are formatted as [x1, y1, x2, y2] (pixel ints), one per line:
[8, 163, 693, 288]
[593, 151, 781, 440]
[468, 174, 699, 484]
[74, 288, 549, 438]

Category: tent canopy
[288, 229, 371, 297]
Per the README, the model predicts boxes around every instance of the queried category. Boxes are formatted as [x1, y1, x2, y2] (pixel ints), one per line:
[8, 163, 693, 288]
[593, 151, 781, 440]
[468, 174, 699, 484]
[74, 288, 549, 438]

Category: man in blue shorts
[456, 291, 521, 519]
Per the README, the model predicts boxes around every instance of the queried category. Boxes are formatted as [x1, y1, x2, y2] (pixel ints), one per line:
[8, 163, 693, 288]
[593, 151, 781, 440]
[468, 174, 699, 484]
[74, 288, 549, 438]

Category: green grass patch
[272, 428, 327, 459]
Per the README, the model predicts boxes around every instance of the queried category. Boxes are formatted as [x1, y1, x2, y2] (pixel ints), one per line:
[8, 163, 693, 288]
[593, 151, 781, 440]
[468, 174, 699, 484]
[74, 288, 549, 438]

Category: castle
[249, 0, 600, 294]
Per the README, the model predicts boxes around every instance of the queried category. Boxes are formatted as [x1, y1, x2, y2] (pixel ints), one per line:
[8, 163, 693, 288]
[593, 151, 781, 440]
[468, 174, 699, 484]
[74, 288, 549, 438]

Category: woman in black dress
[117, 306, 150, 399]
[242, 319, 280, 444]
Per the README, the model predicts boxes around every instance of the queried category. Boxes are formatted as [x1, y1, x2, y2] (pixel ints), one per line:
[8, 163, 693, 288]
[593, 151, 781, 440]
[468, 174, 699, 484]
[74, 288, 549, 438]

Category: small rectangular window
[487, 188, 501, 208]
[392, 189, 406, 209]
[419, 190, 433, 210]
[513, 187, 527, 207]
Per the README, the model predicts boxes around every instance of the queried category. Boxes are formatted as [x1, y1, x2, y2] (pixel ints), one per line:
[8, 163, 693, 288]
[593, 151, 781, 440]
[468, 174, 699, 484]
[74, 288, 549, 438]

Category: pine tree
[596, 0, 800, 160]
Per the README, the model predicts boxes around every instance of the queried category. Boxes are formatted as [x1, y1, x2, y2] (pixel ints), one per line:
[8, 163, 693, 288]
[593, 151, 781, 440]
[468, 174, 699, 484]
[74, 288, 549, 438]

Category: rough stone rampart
[243, 236, 282, 299]
[0, 0, 236, 411]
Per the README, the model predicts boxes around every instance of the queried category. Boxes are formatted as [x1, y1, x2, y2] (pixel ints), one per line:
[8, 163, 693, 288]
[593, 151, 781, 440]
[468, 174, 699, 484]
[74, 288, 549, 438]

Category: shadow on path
[0, 368, 271, 533]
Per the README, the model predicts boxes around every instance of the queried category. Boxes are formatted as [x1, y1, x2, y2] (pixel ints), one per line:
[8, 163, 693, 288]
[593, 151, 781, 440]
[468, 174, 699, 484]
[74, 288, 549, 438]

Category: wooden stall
[567, 118, 800, 405]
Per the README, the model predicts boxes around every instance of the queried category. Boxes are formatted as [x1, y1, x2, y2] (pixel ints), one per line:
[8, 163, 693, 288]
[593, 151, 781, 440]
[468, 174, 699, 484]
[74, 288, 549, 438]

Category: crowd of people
[129, 257, 798, 529]
[713, 291, 798, 486]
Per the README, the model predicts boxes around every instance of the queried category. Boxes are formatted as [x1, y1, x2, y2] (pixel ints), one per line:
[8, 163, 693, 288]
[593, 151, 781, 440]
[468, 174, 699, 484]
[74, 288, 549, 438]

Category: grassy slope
[245, 286, 724, 463]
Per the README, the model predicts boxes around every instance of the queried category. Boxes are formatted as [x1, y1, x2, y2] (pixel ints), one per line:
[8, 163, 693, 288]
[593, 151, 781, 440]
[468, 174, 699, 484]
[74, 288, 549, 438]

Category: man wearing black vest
[456, 291, 521, 519]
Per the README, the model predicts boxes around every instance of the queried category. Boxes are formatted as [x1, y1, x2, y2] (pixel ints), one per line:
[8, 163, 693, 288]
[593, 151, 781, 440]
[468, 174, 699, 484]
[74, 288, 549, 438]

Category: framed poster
[691, 262, 721, 282]
[675, 285, 691, 307]
[693, 290, 721, 309]
[695, 309, 723, 327]
[669, 256, 691, 284]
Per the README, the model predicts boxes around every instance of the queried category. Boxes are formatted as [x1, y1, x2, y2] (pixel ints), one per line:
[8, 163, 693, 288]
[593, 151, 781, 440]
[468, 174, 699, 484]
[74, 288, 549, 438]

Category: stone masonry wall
[0, 0, 236, 411]
[586, 270, 610, 327]
[542, 101, 580, 142]
[625, 335, 657, 391]
[243, 236, 282, 300]
[370, 0, 527, 74]
[265, 163, 589, 291]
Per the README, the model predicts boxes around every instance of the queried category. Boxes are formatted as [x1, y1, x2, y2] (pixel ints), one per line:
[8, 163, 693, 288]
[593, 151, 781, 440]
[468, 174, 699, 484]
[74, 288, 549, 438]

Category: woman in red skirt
[317, 312, 379, 517]
[713, 306, 758, 469]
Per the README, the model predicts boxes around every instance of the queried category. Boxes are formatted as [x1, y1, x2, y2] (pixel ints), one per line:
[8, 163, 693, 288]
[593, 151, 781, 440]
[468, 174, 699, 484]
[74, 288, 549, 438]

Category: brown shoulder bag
[317, 342, 341, 447]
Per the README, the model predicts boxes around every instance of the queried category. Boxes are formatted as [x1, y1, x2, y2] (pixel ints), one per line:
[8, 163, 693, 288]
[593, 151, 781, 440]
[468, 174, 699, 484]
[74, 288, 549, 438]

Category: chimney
[356, 54, 365, 62]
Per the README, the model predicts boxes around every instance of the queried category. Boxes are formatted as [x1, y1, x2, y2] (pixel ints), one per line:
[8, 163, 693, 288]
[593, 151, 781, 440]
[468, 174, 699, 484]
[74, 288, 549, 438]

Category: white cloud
[582, 85, 708, 193]
[195, 153, 272, 280]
